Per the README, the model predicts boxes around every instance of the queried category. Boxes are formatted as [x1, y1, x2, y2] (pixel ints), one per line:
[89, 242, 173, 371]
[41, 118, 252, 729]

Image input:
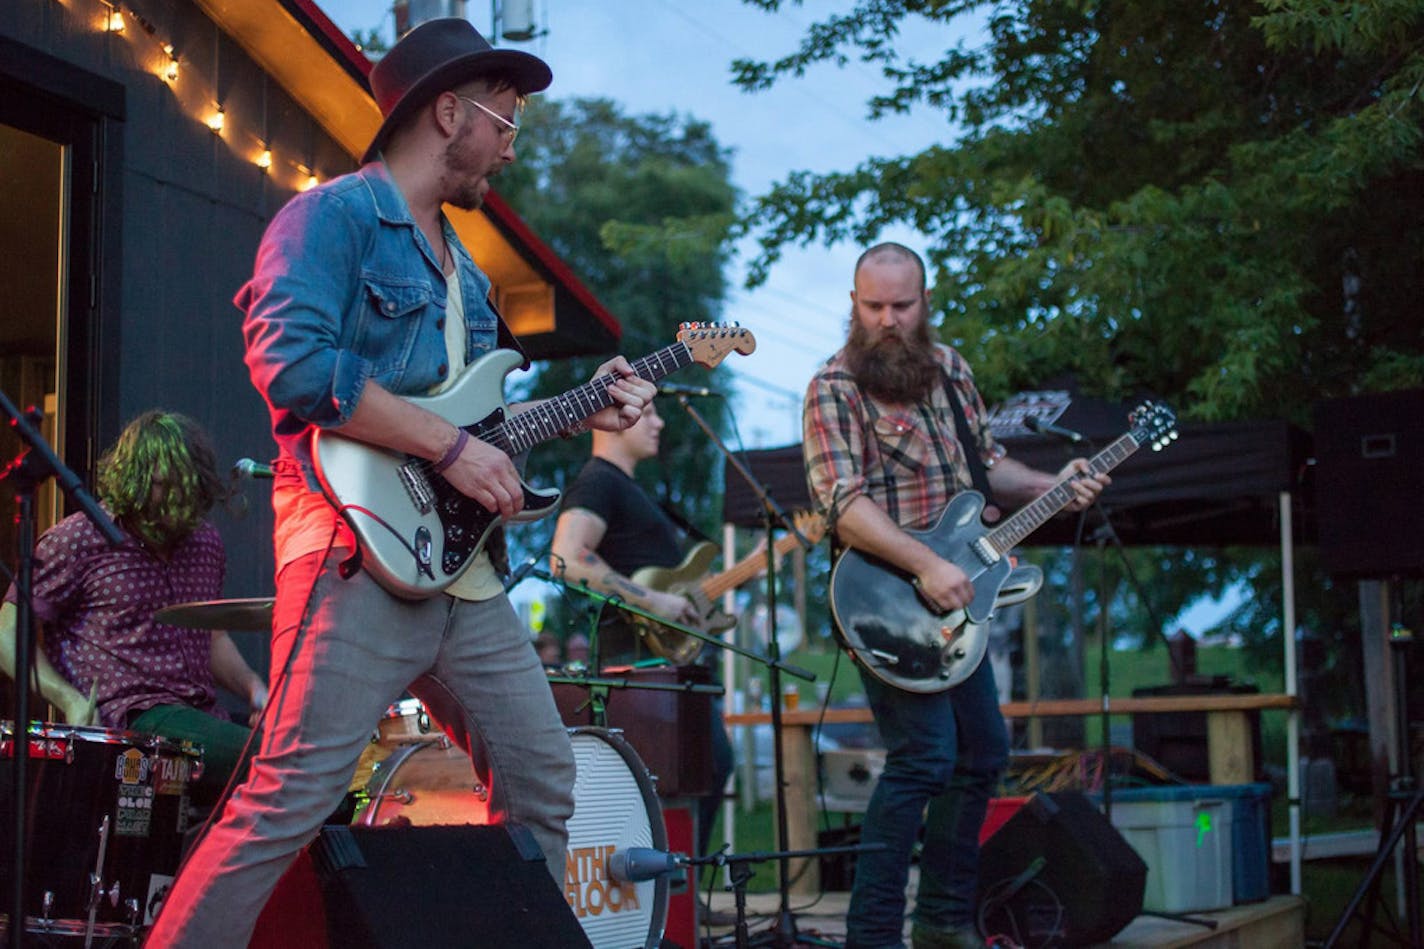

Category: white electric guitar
[313, 323, 757, 599]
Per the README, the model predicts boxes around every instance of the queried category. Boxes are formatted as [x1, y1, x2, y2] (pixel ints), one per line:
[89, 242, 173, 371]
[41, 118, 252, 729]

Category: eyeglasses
[455, 95, 519, 145]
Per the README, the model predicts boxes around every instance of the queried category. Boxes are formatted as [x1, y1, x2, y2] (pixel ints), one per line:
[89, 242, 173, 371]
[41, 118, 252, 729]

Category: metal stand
[2, 389, 124, 949]
[1324, 616, 1421, 949]
[666, 393, 852, 948]
[691, 843, 879, 949]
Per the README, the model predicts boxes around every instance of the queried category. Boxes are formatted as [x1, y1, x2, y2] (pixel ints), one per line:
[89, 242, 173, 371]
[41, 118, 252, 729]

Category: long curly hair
[97, 410, 227, 550]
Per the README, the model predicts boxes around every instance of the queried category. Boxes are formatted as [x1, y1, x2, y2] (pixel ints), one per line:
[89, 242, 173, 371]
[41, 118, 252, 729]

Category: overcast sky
[323, 0, 967, 447]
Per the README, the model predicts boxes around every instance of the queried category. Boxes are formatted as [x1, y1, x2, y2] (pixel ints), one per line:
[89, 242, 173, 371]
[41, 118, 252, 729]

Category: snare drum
[353, 726, 669, 949]
[0, 721, 202, 936]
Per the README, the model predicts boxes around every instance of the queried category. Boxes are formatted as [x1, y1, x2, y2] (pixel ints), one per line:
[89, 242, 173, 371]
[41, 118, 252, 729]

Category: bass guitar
[313, 323, 757, 599]
[829, 400, 1177, 693]
[627, 511, 826, 663]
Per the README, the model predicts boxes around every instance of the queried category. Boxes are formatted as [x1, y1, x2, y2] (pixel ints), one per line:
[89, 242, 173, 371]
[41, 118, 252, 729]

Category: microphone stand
[538, 567, 744, 726]
[688, 842, 886, 949]
[668, 393, 837, 948]
[1042, 429, 1180, 818]
[2, 390, 124, 949]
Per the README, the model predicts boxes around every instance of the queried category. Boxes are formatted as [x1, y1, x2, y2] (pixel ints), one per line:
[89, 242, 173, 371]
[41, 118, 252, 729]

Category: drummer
[0, 410, 267, 802]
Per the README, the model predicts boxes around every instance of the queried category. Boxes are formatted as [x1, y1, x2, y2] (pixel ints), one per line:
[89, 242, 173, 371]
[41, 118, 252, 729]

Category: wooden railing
[725, 692, 1298, 895]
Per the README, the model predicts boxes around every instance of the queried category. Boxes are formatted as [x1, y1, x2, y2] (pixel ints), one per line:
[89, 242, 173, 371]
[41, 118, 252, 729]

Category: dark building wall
[2, 0, 357, 641]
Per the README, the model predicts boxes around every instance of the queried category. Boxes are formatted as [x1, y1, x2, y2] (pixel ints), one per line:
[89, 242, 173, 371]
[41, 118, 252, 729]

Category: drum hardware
[153, 597, 275, 631]
[0, 722, 201, 937]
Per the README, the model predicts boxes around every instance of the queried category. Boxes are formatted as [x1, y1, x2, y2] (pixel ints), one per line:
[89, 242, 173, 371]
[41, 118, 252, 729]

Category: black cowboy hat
[362, 18, 552, 164]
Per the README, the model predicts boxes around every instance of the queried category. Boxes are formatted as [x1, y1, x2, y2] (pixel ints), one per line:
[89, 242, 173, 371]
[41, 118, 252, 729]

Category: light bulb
[256, 150, 273, 171]
[206, 108, 225, 133]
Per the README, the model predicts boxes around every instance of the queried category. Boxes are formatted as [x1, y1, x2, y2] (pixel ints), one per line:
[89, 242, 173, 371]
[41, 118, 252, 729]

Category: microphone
[608, 847, 685, 884]
[657, 382, 721, 398]
[504, 556, 541, 591]
[1022, 416, 1085, 445]
[232, 458, 274, 479]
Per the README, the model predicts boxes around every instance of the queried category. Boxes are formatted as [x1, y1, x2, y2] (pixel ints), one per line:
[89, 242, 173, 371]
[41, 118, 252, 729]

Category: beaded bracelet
[432, 428, 469, 474]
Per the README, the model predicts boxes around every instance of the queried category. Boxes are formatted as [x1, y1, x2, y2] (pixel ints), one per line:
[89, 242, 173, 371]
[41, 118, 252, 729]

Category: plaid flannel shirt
[802, 343, 1006, 532]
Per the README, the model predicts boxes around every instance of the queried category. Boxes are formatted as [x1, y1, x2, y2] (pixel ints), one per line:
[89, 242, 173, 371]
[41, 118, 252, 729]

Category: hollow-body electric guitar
[627, 511, 826, 663]
[313, 323, 757, 599]
[829, 401, 1177, 693]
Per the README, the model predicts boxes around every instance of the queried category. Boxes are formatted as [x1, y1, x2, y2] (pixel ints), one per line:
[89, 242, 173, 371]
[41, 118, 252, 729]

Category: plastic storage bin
[1101, 785, 1235, 912]
[1215, 782, 1274, 903]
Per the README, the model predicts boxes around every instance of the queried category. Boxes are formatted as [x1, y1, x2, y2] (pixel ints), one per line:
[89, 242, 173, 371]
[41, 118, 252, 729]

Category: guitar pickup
[971, 536, 999, 566]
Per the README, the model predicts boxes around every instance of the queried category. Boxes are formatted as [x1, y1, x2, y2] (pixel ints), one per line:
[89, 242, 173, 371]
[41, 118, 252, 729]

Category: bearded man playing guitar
[802, 243, 1109, 949]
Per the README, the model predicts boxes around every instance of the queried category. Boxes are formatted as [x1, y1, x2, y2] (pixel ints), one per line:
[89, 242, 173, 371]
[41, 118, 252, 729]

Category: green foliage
[493, 97, 739, 560]
[731, 0, 1424, 422]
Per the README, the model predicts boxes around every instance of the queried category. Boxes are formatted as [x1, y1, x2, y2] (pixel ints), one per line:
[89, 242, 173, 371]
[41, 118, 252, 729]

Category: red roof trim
[283, 0, 373, 81]
[481, 191, 621, 339]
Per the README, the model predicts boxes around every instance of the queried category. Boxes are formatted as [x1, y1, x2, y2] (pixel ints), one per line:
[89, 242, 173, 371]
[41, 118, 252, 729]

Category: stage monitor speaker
[307, 823, 589, 949]
[1313, 388, 1424, 577]
[977, 792, 1146, 948]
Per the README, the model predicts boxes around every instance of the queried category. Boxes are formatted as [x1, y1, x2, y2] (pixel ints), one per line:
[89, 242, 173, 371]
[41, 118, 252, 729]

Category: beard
[843, 308, 940, 404]
[443, 124, 488, 211]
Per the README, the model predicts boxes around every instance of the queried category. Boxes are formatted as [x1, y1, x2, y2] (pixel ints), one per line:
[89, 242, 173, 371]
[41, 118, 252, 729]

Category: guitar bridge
[399, 461, 436, 515]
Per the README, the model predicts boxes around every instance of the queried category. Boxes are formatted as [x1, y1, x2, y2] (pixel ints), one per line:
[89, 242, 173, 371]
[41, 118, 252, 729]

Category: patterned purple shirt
[4, 510, 226, 729]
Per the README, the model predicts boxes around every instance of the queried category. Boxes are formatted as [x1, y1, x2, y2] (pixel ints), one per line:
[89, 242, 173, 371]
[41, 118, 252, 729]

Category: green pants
[129, 704, 255, 806]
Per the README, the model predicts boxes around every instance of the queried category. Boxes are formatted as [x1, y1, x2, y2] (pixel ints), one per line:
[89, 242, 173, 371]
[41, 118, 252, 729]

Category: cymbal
[155, 597, 274, 631]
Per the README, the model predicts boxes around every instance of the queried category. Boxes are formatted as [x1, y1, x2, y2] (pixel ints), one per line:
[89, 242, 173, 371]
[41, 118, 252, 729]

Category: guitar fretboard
[985, 431, 1142, 555]
[482, 344, 694, 456]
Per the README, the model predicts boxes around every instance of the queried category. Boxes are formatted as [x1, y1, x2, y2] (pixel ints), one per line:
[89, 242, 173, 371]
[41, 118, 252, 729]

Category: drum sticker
[117, 746, 152, 785]
[146, 874, 175, 926]
[116, 747, 156, 837]
[153, 752, 191, 795]
[565, 845, 641, 919]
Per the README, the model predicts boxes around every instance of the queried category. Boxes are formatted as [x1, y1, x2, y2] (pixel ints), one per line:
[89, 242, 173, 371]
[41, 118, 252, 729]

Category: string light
[74, 0, 329, 191]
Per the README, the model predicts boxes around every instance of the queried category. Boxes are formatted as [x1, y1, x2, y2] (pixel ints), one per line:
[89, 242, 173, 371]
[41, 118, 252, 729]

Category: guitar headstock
[792, 509, 828, 545]
[678, 322, 757, 368]
[1128, 400, 1178, 451]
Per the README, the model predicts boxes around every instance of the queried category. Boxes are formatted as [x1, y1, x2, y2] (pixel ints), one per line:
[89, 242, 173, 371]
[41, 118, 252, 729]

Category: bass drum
[0, 721, 201, 937]
[354, 726, 669, 949]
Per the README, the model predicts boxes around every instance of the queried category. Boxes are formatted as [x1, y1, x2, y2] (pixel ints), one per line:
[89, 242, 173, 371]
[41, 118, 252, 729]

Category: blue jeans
[147, 550, 575, 948]
[846, 659, 1008, 949]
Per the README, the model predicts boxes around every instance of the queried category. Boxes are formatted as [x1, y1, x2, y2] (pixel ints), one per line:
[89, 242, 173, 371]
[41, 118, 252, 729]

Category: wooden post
[1207, 710, 1254, 785]
[776, 720, 819, 895]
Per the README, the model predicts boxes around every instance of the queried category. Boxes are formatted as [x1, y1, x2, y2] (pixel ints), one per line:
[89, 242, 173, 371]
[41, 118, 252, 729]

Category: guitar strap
[658, 497, 715, 546]
[939, 366, 999, 513]
[491, 299, 531, 371]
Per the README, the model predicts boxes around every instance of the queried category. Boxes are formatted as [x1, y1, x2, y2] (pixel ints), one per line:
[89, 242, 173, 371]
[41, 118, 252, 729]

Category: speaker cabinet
[1314, 388, 1424, 577]
[977, 792, 1146, 947]
[255, 824, 589, 948]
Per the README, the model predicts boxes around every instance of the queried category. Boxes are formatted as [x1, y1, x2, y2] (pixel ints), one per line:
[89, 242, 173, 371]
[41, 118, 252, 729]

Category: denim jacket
[238, 161, 501, 492]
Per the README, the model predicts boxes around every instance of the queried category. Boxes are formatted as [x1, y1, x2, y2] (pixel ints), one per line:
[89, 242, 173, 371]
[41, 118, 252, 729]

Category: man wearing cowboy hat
[148, 18, 656, 945]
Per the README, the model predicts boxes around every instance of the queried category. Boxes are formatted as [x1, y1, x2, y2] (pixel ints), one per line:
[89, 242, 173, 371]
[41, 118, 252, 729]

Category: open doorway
[0, 122, 67, 552]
